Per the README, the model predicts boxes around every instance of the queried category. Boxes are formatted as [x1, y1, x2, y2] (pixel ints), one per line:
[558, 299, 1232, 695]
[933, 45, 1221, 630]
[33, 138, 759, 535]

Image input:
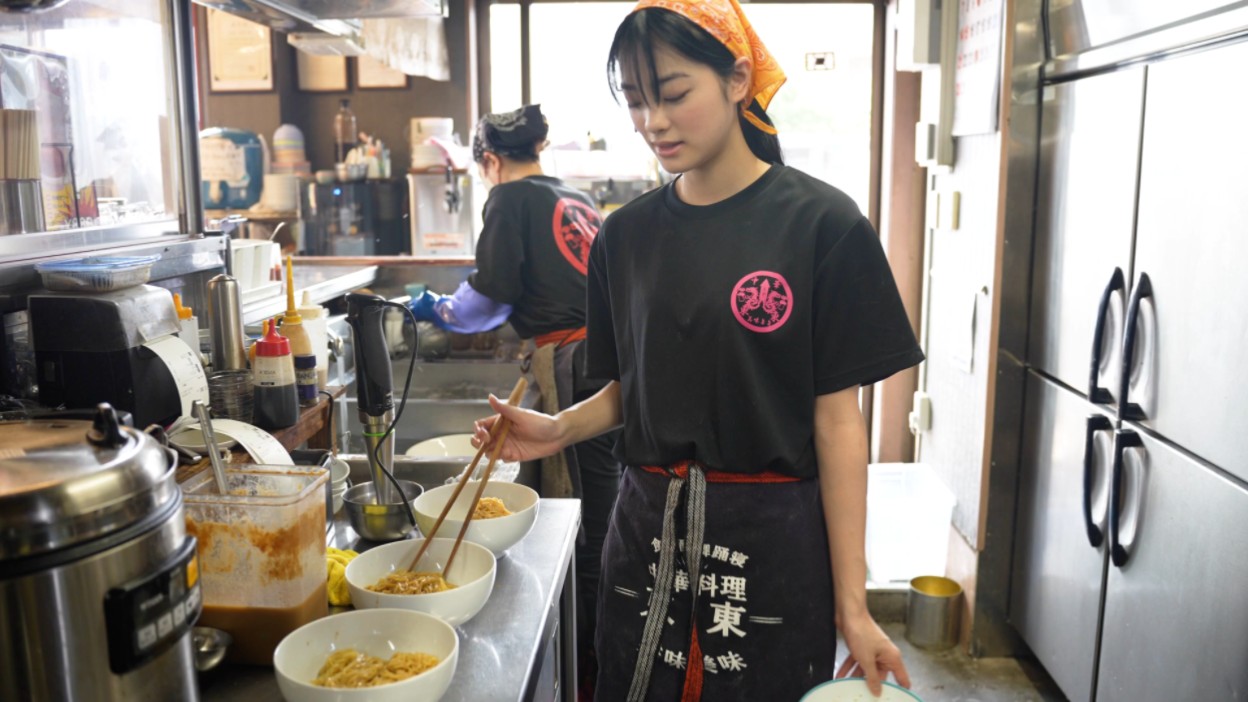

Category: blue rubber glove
[407, 282, 512, 335]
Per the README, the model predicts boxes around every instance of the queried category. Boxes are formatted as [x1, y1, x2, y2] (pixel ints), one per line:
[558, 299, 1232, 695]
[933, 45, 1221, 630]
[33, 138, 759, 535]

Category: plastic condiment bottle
[172, 293, 203, 363]
[333, 99, 357, 164]
[281, 255, 318, 407]
[297, 290, 329, 389]
[252, 318, 299, 429]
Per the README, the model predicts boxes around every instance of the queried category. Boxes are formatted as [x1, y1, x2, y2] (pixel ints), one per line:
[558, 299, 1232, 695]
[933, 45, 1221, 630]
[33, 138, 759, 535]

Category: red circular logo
[552, 198, 600, 275]
[731, 271, 793, 333]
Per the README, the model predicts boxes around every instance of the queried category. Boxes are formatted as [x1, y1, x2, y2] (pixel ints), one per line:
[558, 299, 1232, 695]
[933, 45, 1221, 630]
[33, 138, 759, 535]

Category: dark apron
[526, 331, 622, 694]
[595, 463, 837, 702]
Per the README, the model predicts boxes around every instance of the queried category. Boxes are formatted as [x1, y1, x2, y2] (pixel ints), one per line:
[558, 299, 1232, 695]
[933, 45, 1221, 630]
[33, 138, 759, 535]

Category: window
[487, 1, 875, 208]
[0, 1, 180, 233]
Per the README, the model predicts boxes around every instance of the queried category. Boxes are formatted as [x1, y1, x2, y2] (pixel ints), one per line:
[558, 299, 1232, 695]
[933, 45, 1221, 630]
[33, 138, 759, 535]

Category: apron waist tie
[534, 326, 587, 348]
[641, 462, 801, 484]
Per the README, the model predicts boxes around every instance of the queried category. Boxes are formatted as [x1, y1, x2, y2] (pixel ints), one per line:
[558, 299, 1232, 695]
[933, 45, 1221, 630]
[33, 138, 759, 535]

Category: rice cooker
[0, 405, 201, 701]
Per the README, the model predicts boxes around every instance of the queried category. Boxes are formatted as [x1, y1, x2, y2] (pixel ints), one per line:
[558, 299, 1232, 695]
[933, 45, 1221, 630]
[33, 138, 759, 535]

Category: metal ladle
[193, 401, 229, 495]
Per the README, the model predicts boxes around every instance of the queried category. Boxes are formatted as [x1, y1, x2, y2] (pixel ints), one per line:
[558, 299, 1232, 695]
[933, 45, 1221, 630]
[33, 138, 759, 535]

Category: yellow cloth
[631, 0, 786, 134]
[327, 548, 359, 606]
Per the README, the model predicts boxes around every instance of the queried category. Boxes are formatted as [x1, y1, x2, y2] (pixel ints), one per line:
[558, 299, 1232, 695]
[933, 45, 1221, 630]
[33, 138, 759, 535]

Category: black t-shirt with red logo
[585, 165, 924, 478]
[469, 175, 600, 338]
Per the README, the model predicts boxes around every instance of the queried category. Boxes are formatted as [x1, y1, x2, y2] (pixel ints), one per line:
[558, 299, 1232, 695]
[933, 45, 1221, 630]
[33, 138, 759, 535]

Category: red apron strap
[641, 462, 801, 484]
[681, 627, 706, 702]
[534, 326, 587, 348]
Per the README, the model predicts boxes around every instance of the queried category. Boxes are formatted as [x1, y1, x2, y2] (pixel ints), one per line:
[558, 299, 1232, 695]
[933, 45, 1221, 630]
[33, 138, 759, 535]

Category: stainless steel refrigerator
[1009, 20, 1248, 702]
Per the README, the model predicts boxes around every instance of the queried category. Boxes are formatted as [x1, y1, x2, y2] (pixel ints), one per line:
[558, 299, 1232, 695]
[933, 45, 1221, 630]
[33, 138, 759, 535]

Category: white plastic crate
[865, 462, 956, 584]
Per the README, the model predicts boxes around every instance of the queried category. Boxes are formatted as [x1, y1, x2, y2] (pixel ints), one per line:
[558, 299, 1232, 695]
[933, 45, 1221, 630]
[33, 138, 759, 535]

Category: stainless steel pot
[0, 405, 201, 701]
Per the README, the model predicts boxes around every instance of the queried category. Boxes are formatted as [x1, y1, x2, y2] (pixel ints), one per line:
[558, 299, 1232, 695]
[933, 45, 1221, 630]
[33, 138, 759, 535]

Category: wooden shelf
[174, 385, 346, 484]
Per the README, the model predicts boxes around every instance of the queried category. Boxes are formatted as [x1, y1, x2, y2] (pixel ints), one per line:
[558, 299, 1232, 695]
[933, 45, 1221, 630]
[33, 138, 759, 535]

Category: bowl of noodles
[345, 538, 497, 625]
[273, 609, 457, 701]
[413, 481, 539, 557]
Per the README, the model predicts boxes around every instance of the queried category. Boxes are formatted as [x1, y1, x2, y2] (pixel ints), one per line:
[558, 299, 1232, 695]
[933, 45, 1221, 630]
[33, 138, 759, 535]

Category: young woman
[473, 4, 920, 700]
[409, 104, 621, 692]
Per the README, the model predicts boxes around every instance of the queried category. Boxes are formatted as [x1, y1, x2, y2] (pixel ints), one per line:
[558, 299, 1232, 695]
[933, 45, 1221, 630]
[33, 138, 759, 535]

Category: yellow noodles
[312, 648, 440, 688]
[472, 496, 512, 520]
[368, 570, 456, 595]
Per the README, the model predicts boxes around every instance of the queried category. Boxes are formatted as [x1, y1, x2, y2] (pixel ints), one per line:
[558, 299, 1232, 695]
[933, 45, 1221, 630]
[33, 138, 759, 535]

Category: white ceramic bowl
[273, 609, 457, 702]
[413, 481, 539, 557]
[405, 434, 476, 457]
[346, 538, 496, 625]
[801, 679, 923, 702]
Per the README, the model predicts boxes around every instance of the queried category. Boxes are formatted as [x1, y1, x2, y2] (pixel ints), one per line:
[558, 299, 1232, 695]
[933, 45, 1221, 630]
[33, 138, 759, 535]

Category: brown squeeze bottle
[252, 318, 299, 429]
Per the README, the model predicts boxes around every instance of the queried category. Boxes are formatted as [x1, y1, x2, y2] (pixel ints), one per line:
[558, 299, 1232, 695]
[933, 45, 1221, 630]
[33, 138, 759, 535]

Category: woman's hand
[471, 394, 566, 462]
[835, 611, 911, 696]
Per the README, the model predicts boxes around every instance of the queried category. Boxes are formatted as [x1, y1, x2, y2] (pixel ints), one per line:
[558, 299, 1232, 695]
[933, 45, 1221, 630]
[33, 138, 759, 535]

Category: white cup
[261, 173, 299, 212]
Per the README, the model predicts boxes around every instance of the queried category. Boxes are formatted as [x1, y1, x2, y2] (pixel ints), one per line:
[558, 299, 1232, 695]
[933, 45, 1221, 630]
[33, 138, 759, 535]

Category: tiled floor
[835, 623, 1068, 702]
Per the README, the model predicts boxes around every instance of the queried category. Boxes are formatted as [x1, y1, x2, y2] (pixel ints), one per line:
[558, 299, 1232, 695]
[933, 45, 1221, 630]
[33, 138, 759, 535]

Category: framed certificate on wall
[206, 9, 274, 92]
[296, 53, 349, 92]
[357, 56, 408, 89]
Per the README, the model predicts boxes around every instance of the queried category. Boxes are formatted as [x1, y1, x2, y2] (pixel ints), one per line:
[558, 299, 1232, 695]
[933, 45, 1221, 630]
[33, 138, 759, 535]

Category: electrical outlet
[805, 52, 836, 71]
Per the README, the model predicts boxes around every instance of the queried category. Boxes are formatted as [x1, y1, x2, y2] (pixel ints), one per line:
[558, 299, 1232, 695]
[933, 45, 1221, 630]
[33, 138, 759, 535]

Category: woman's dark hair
[607, 8, 783, 165]
[473, 104, 549, 164]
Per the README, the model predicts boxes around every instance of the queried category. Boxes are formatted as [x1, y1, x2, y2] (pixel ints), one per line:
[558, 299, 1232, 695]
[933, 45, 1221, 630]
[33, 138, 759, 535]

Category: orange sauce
[197, 583, 328, 665]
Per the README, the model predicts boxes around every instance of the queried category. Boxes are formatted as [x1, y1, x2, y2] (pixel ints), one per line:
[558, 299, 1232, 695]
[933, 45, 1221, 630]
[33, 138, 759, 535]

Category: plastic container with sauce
[182, 465, 329, 665]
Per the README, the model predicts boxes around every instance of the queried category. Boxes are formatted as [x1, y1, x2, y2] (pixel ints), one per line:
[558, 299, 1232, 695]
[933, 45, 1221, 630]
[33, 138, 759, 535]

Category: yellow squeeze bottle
[281, 255, 317, 407]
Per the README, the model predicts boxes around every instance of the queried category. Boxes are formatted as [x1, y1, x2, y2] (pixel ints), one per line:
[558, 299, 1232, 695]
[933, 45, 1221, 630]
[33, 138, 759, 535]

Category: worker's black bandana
[472, 104, 549, 164]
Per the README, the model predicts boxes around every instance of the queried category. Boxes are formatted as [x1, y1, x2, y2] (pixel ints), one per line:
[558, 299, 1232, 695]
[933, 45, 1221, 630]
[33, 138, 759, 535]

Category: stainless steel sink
[341, 455, 538, 492]
[390, 358, 521, 400]
[342, 357, 524, 454]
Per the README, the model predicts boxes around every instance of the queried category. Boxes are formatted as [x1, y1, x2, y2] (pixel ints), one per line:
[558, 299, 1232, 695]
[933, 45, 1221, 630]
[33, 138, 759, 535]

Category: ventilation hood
[193, 0, 446, 37]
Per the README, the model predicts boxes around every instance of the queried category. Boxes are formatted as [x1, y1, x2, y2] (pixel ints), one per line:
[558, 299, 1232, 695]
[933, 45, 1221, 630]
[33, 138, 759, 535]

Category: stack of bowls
[329, 458, 350, 515]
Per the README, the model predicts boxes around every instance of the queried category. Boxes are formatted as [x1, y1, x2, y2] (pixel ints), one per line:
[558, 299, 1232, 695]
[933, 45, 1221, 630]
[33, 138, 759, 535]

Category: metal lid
[0, 405, 177, 561]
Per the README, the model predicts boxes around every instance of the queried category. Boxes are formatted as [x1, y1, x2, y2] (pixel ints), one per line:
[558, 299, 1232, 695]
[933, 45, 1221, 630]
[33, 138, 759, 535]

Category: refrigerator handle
[1089, 267, 1125, 405]
[1082, 414, 1113, 548]
[1118, 273, 1153, 421]
[1109, 429, 1144, 568]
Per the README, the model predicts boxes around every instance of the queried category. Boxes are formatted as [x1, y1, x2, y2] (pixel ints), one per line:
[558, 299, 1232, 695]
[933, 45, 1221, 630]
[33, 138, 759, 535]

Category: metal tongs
[193, 401, 229, 495]
[402, 377, 527, 576]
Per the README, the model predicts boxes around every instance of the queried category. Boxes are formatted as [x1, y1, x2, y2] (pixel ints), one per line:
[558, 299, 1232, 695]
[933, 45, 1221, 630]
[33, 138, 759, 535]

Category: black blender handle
[1108, 429, 1144, 568]
[346, 293, 394, 417]
[1088, 268, 1125, 405]
[1082, 414, 1113, 548]
[1117, 273, 1153, 422]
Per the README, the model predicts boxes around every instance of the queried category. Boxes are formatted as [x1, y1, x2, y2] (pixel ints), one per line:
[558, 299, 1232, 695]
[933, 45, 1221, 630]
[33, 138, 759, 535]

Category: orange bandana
[631, 0, 786, 135]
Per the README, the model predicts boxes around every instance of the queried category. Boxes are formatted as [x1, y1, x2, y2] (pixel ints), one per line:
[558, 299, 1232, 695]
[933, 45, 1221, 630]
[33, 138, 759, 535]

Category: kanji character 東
[707, 602, 747, 638]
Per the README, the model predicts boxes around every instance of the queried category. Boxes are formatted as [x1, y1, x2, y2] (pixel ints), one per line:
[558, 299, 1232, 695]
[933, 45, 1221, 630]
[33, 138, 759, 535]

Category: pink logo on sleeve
[731, 271, 793, 333]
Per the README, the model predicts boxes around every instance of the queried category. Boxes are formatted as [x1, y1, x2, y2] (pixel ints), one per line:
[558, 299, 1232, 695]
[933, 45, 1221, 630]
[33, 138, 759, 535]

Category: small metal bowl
[192, 626, 233, 672]
[344, 480, 423, 542]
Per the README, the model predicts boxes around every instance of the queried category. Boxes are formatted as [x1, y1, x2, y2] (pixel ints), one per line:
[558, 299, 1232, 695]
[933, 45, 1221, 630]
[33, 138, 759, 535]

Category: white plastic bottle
[297, 290, 330, 389]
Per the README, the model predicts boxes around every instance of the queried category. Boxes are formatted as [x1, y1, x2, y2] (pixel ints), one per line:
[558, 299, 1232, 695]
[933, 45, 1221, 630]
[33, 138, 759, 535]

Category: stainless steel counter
[241, 264, 378, 325]
[198, 498, 581, 702]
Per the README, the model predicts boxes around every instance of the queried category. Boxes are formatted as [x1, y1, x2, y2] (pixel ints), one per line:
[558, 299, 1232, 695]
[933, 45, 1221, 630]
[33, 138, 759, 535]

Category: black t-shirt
[469, 175, 601, 338]
[586, 165, 924, 478]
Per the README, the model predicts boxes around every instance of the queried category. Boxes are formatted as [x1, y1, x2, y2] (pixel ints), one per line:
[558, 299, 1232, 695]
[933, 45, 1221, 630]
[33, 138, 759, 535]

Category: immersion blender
[345, 293, 399, 505]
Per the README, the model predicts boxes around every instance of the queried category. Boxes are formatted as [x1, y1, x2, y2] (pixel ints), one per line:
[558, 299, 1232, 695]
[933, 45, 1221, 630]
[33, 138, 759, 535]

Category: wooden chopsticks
[402, 377, 527, 574]
[1, 109, 40, 181]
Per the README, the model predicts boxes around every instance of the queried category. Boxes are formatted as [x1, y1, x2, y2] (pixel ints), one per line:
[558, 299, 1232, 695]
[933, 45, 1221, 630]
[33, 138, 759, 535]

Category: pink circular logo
[731, 271, 793, 333]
